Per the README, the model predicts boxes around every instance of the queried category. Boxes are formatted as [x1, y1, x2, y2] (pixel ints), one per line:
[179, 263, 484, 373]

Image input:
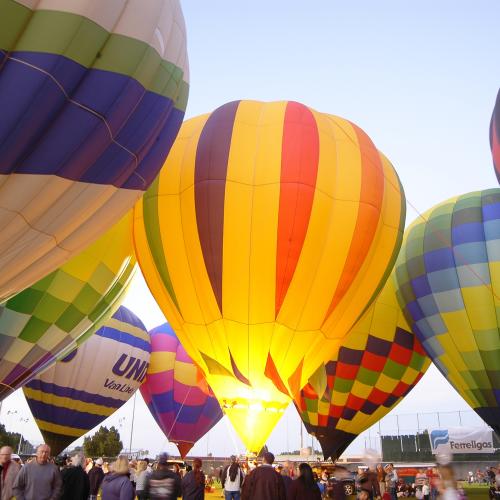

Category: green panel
[469, 369, 493, 390]
[16, 10, 108, 66]
[73, 284, 102, 314]
[6, 287, 44, 315]
[485, 369, 500, 388]
[480, 349, 500, 369]
[333, 377, 354, 393]
[461, 350, 486, 371]
[475, 330, 500, 351]
[143, 179, 180, 310]
[18, 316, 51, 343]
[382, 359, 407, 380]
[7, 7, 187, 100]
[409, 351, 426, 371]
[357, 366, 379, 386]
[55, 304, 86, 332]
[0, 0, 33, 51]
[32, 293, 69, 323]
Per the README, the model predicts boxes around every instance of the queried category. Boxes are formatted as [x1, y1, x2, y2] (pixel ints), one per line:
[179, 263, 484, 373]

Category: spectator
[135, 460, 150, 500]
[277, 465, 292, 495]
[286, 462, 322, 500]
[88, 457, 105, 500]
[101, 456, 135, 500]
[145, 453, 182, 500]
[385, 464, 398, 500]
[12, 443, 62, 500]
[241, 452, 286, 500]
[0, 445, 21, 500]
[377, 464, 386, 497]
[358, 466, 380, 499]
[60, 452, 90, 500]
[182, 458, 205, 500]
[222, 455, 244, 500]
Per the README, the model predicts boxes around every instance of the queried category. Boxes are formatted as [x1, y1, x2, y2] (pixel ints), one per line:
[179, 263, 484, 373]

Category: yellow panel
[149, 352, 176, 374]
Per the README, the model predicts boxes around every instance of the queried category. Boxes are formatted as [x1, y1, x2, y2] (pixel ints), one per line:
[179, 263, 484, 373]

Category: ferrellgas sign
[430, 427, 494, 454]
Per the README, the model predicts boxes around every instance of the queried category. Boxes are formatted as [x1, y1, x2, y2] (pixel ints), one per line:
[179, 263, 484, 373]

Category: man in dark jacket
[145, 454, 182, 500]
[88, 458, 105, 500]
[60, 452, 90, 500]
[241, 452, 286, 500]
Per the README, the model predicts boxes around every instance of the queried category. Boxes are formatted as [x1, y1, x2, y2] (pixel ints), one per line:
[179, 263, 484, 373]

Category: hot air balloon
[490, 89, 500, 182]
[140, 323, 223, 457]
[296, 277, 430, 460]
[0, 211, 136, 400]
[133, 100, 405, 452]
[394, 189, 500, 435]
[0, 0, 189, 301]
[23, 306, 150, 455]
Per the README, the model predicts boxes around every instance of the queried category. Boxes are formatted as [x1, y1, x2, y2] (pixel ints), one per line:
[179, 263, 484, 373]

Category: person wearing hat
[88, 457, 105, 500]
[144, 453, 182, 500]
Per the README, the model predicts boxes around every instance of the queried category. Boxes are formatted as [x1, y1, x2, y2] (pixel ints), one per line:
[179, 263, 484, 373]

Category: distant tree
[0, 423, 34, 453]
[83, 426, 123, 458]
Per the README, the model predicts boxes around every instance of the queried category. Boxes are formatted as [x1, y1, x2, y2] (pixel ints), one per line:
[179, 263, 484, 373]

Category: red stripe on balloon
[194, 101, 240, 313]
[322, 122, 385, 326]
[275, 102, 319, 317]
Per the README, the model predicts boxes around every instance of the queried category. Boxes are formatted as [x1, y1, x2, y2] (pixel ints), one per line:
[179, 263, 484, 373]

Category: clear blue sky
[2, 1, 499, 458]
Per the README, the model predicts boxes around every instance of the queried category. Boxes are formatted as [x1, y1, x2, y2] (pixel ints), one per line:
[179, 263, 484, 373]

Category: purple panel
[423, 247, 455, 274]
[451, 222, 485, 245]
[0, 51, 181, 191]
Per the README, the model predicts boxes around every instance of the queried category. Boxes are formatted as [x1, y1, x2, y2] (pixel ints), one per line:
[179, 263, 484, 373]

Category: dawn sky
[2, 1, 499, 459]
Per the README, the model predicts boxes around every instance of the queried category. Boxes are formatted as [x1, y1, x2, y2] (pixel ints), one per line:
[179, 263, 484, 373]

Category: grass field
[461, 484, 491, 499]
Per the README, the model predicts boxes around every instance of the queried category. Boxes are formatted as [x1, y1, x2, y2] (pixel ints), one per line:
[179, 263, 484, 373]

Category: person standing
[135, 460, 150, 500]
[101, 456, 135, 500]
[88, 458, 105, 500]
[12, 443, 62, 500]
[60, 452, 90, 500]
[222, 455, 244, 500]
[0, 445, 21, 500]
[241, 452, 286, 500]
[182, 458, 205, 500]
[144, 454, 182, 499]
[287, 463, 322, 500]
[384, 464, 398, 500]
[376, 464, 386, 497]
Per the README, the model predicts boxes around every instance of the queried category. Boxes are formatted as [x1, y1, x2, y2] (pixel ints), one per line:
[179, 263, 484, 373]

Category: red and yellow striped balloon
[133, 100, 405, 452]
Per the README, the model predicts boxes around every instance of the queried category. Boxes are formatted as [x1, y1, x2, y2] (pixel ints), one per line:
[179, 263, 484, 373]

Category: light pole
[17, 417, 29, 454]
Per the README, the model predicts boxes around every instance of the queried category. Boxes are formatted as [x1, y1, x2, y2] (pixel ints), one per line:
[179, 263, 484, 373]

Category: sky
[1, 1, 499, 459]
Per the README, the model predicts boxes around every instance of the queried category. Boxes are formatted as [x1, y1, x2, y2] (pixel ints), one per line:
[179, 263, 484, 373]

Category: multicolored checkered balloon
[296, 277, 430, 460]
[0, 212, 136, 400]
[395, 189, 500, 435]
[140, 323, 223, 458]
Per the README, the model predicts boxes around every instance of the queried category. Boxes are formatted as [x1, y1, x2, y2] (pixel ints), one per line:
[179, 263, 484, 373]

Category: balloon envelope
[491, 89, 500, 183]
[296, 277, 430, 460]
[0, 212, 136, 400]
[134, 100, 405, 451]
[23, 306, 150, 455]
[394, 189, 500, 434]
[140, 323, 223, 457]
[0, 0, 189, 301]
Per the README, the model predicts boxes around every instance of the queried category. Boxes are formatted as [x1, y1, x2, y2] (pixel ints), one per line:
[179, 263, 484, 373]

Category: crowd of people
[0, 443, 499, 499]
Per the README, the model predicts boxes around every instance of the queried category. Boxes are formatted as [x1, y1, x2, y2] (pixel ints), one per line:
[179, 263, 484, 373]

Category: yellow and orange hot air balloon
[133, 100, 405, 452]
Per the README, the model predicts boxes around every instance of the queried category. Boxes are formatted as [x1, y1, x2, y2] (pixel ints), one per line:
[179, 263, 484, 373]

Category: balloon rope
[333, 119, 500, 302]
[1, 51, 146, 187]
[166, 385, 194, 441]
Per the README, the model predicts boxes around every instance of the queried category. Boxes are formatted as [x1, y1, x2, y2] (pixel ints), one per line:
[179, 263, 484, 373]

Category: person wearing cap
[241, 452, 286, 500]
[88, 458, 105, 500]
[144, 453, 182, 500]
[0, 445, 21, 500]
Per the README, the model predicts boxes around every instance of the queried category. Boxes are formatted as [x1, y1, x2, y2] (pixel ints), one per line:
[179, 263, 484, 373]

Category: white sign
[430, 427, 495, 454]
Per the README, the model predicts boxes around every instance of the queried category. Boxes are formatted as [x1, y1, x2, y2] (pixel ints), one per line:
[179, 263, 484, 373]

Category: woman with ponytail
[222, 455, 244, 500]
[182, 458, 205, 500]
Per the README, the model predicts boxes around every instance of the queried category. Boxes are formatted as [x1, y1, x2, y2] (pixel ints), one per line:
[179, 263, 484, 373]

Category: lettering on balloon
[112, 354, 149, 382]
[103, 378, 135, 394]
